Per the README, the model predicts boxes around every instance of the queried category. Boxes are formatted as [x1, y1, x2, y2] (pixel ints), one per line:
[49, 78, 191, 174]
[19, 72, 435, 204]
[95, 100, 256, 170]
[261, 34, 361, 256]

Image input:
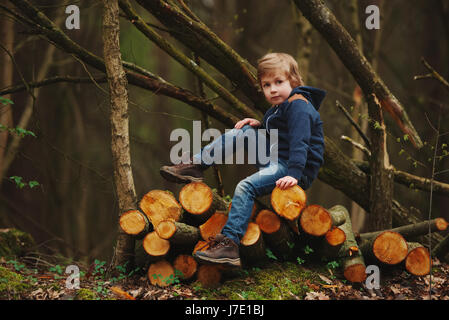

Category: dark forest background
[1, 0, 448, 264]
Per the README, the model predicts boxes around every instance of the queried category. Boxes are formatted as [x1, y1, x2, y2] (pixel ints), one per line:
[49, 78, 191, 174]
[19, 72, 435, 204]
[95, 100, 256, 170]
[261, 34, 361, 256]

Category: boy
[160, 53, 326, 267]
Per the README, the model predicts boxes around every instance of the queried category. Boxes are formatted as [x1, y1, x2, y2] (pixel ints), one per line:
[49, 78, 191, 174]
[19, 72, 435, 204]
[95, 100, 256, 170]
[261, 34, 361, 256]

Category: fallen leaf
[305, 291, 330, 300]
[110, 286, 136, 300]
[318, 274, 333, 285]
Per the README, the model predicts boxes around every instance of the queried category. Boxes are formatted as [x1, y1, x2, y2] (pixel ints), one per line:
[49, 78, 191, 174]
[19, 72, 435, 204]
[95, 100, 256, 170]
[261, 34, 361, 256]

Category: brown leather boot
[159, 159, 205, 184]
[193, 234, 241, 267]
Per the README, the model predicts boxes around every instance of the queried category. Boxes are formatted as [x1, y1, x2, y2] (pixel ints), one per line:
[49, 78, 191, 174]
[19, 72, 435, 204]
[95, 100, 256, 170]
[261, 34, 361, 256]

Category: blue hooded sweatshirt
[260, 86, 326, 188]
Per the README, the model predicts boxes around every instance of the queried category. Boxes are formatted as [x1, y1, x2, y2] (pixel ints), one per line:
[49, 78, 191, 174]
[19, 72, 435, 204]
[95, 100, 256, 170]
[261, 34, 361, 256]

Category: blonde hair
[257, 52, 304, 88]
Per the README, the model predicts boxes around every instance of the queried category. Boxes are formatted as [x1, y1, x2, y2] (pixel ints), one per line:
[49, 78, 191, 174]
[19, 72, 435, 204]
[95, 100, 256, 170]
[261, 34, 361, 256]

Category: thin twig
[336, 100, 371, 149]
[341, 135, 371, 157]
[414, 57, 449, 93]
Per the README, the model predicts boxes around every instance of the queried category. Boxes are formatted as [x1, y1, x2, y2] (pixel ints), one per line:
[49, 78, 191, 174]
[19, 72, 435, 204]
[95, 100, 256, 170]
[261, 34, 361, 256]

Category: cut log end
[173, 254, 198, 280]
[143, 231, 170, 257]
[373, 231, 408, 265]
[199, 212, 228, 240]
[156, 220, 176, 239]
[299, 205, 332, 236]
[435, 218, 449, 231]
[196, 264, 222, 287]
[271, 186, 306, 221]
[343, 263, 367, 283]
[119, 210, 148, 236]
[325, 227, 346, 246]
[405, 247, 431, 276]
[139, 190, 182, 226]
[255, 209, 280, 234]
[241, 222, 261, 246]
[148, 260, 175, 287]
[179, 182, 213, 215]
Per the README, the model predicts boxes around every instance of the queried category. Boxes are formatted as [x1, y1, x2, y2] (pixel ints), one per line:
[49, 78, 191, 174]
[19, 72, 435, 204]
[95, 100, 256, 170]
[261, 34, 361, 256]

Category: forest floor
[1, 253, 449, 301]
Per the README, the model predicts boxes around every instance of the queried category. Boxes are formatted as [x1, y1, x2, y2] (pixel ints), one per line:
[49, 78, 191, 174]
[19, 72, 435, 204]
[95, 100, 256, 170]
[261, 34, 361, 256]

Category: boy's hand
[235, 118, 261, 129]
[276, 176, 298, 190]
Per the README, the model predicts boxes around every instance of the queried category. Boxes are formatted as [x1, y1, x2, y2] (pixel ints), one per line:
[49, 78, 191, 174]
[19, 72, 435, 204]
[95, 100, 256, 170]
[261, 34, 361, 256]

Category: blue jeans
[192, 125, 309, 244]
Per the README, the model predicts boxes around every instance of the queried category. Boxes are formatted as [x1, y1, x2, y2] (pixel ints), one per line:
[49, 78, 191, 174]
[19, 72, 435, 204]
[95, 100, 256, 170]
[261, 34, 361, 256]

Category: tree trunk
[366, 94, 394, 231]
[102, 0, 137, 271]
[0, 15, 14, 181]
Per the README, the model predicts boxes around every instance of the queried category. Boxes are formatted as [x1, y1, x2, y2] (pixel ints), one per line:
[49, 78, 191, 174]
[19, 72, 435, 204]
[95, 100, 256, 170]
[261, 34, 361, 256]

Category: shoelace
[198, 236, 231, 251]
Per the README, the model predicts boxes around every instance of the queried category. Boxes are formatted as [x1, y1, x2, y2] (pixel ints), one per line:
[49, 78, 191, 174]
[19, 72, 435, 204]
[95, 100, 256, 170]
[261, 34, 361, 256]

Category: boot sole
[160, 167, 204, 184]
[193, 252, 241, 268]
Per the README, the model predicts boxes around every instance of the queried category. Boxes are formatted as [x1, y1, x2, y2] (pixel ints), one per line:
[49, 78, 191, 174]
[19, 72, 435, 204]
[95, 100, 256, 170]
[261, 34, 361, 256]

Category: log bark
[359, 218, 449, 242]
[322, 227, 346, 258]
[359, 231, 408, 265]
[255, 209, 297, 260]
[432, 232, 449, 261]
[404, 242, 431, 276]
[173, 254, 198, 280]
[240, 222, 268, 267]
[270, 185, 307, 221]
[119, 209, 152, 239]
[139, 190, 183, 226]
[332, 206, 366, 283]
[179, 182, 229, 225]
[155, 220, 200, 247]
[148, 260, 175, 287]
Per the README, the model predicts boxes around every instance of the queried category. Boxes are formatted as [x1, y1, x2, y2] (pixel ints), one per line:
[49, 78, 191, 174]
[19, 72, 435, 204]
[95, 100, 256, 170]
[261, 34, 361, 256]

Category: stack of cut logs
[119, 182, 448, 287]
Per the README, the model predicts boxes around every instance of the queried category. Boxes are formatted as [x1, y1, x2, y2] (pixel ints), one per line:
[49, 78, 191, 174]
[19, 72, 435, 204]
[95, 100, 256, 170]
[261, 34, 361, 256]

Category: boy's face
[260, 72, 293, 105]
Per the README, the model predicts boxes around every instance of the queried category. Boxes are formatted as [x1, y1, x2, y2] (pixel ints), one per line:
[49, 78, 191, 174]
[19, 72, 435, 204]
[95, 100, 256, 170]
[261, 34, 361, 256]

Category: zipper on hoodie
[265, 105, 279, 135]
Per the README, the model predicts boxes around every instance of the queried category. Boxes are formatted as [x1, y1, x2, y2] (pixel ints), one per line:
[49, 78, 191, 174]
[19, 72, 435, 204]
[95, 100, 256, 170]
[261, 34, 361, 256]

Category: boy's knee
[235, 179, 254, 194]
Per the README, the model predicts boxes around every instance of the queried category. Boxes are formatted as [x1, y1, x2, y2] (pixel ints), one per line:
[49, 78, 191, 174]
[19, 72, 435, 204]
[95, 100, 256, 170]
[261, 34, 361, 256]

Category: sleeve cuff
[288, 167, 303, 182]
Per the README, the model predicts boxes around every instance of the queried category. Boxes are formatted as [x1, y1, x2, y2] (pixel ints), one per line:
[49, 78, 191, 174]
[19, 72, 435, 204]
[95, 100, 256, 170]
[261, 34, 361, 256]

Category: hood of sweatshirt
[287, 86, 327, 111]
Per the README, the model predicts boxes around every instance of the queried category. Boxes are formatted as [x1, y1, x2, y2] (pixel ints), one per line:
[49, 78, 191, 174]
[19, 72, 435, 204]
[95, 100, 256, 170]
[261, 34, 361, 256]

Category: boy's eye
[276, 80, 283, 84]
[263, 83, 270, 88]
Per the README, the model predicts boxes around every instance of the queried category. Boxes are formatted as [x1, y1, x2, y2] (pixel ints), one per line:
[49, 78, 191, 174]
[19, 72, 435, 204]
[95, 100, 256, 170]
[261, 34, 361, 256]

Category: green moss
[193, 262, 323, 300]
[75, 288, 98, 300]
[0, 266, 31, 299]
[0, 228, 35, 259]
